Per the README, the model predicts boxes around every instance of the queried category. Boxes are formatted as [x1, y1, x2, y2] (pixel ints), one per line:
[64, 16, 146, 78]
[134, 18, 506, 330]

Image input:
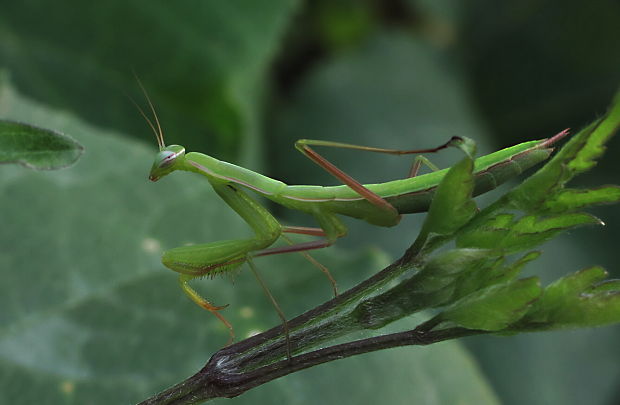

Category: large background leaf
[1, 1, 619, 404]
[0, 44, 497, 405]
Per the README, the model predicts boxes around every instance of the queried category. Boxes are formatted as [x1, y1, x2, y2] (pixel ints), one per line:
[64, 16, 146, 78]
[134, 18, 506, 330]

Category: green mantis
[138, 84, 569, 344]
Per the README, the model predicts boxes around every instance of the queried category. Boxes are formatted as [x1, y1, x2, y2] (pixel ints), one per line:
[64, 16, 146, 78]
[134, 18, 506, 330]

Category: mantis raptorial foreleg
[162, 181, 344, 344]
[179, 273, 234, 340]
[162, 182, 281, 341]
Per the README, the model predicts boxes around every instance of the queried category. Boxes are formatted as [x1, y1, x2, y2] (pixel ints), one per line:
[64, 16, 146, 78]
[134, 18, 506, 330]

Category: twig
[138, 324, 481, 404]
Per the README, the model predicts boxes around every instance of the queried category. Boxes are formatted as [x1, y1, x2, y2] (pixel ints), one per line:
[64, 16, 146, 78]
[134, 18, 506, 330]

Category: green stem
[138, 325, 482, 404]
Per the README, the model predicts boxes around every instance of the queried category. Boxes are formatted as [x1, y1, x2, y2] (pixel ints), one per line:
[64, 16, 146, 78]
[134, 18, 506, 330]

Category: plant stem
[138, 325, 481, 404]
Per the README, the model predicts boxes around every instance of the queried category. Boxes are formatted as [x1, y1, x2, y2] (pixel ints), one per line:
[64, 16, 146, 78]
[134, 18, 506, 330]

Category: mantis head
[149, 145, 186, 181]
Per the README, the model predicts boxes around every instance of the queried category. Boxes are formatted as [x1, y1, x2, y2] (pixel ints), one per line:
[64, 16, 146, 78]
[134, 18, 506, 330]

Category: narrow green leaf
[546, 266, 608, 297]
[410, 249, 496, 306]
[590, 280, 620, 293]
[440, 278, 542, 331]
[540, 186, 620, 214]
[488, 251, 540, 285]
[452, 251, 541, 302]
[519, 267, 620, 330]
[563, 90, 620, 175]
[359, 249, 501, 322]
[418, 137, 477, 239]
[420, 248, 493, 278]
[457, 213, 602, 253]
[0, 120, 83, 169]
[508, 90, 620, 212]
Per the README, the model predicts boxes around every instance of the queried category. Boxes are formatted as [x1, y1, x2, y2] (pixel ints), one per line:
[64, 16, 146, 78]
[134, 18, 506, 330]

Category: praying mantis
[136, 83, 569, 345]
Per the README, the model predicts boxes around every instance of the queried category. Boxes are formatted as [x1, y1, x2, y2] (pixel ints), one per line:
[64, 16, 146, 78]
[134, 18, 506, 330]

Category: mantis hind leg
[253, 212, 348, 297]
[246, 256, 292, 359]
[294, 137, 462, 225]
[281, 232, 338, 297]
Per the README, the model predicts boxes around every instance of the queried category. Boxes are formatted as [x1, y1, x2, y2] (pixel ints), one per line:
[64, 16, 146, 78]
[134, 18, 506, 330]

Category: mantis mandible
[137, 82, 568, 345]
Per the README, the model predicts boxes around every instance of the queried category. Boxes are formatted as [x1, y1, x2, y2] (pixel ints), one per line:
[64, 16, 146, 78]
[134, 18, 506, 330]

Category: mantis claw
[202, 303, 229, 311]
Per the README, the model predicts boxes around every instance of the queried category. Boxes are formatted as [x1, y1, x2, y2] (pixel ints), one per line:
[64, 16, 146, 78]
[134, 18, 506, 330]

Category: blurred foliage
[0, 119, 83, 169]
[0, 0, 619, 404]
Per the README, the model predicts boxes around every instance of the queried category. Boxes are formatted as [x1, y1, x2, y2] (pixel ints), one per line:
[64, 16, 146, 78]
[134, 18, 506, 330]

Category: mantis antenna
[129, 72, 166, 150]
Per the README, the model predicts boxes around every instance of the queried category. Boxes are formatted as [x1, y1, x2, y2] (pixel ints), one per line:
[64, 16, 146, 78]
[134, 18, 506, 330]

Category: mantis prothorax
[136, 81, 569, 347]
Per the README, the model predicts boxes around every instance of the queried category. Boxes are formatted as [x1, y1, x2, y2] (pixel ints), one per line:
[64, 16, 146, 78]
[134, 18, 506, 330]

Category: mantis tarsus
[136, 83, 569, 347]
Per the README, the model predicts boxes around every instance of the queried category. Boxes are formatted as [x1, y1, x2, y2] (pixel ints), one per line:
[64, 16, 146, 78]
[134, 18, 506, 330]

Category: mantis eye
[158, 151, 177, 168]
[156, 146, 185, 169]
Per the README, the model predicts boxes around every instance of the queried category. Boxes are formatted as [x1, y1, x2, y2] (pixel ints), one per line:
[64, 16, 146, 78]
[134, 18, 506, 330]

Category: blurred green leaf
[313, 0, 377, 50]
[0, 120, 83, 169]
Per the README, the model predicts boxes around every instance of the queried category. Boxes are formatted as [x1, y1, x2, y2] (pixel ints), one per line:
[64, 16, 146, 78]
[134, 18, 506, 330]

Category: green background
[1, 1, 619, 404]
